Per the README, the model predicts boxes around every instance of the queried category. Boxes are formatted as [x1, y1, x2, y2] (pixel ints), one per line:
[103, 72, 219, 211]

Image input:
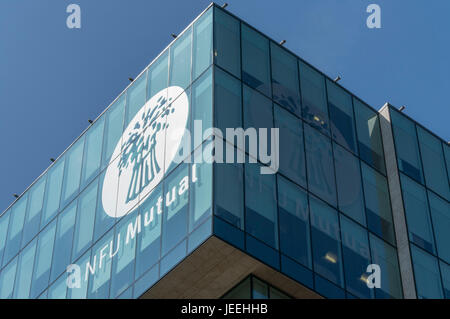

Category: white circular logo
[102, 86, 189, 218]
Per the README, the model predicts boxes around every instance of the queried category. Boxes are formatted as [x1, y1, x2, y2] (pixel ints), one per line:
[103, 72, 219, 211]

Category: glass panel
[361, 163, 395, 245]
[340, 215, 373, 298]
[22, 176, 46, 247]
[400, 174, 435, 253]
[354, 99, 385, 174]
[369, 234, 402, 298]
[252, 277, 268, 299]
[125, 71, 147, 128]
[304, 124, 337, 207]
[429, 191, 450, 263]
[60, 137, 85, 208]
[101, 95, 125, 169]
[189, 159, 212, 231]
[444, 144, 450, 182]
[162, 164, 189, 255]
[214, 66, 242, 144]
[271, 42, 301, 117]
[440, 261, 450, 298]
[241, 24, 271, 97]
[334, 143, 366, 226]
[133, 264, 159, 298]
[327, 80, 357, 154]
[309, 195, 344, 287]
[390, 108, 423, 182]
[160, 239, 186, 276]
[50, 200, 77, 282]
[72, 179, 98, 260]
[417, 127, 450, 200]
[67, 249, 91, 299]
[274, 105, 306, 188]
[0, 210, 10, 266]
[213, 7, 241, 78]
[13, 239, 37, 298]
[110, 213, 137, 298]
[94, 159, 118, 242]
[193, 8, 212, 79]
[214, 160, 244, 229]
[30, 220, 56, 298]
[0, 256, 18, 298]
[48, 274, 67, 299]
[135, 184, 162, 279]
[299, 61, 329, 136]
[245, 162, 278, 249]
[191, 67, 213, 151]
[41, 157, 65, 228]
[411, 245, 443, 299]
[3, 194, 28, 266]
[269, 286, 291, 299]
[243, 85, 273, 156]
[148, 51, 169, 100]
[222, 277, 251, 299]
[87, 228, 113, 299]
[81, 118, 105, 188]
[169, 27, 192, 90]
[277, 176, 311, 268]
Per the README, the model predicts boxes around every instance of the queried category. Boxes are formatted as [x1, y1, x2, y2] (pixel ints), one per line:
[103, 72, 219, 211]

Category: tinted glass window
[274, 105, 306, 188]
[340, 215, 373, 298]
[310, 195, 344, 287]
[304, 124, 337, 207]
[31, 220, 56, 298]
[241, 24, 271, 97]
[354, 99, 385, 174]
[411, 245, 443, 299]
[245, 162, 278, 249]
[390, 109, 423, 182]
[369, 234, 402, 299]
[3, 194, 28, 266]
[22, 176, 46, 247]
[0, 210, 11, 266]
[41, 159, 65, 228]
[60, 137, 84, 209]
[278, 176, 311, 268]
[148, 51, 169, 100]
[193, 8, 212, 79]
[334, 143, 366, 226]
[400, 174, 435, 253]
[170, 27, 192, 90]
[81, 118, 105, 188]
[271, 43, 301, 116]
[361, 163, 395, 245]
[125, 72, 147, 128]
[299, 61, 329, 135]
[0, 256, 18, 298]
[417, 127, 450, 200]
[101, 95, 125, 169]
[429, 191, 450, 263]
[213, 7, 241, 78]
[327, 80, 357, 154]
[13, 238, 37, 298]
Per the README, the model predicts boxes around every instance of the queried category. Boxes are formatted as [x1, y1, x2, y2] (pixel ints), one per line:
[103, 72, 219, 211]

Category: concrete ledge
[140, 236, 321, 299]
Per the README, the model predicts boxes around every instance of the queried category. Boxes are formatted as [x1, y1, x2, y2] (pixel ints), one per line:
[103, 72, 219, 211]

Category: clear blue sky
[1, 0, 449, 213]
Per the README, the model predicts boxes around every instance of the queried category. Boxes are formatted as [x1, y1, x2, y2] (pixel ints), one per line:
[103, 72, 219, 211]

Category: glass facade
[390, 107, 450, 299]
[0, 4, 447, 300]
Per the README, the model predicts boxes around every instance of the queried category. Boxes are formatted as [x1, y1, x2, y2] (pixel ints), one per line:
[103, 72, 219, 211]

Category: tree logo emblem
[102, 86, 189, 218]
